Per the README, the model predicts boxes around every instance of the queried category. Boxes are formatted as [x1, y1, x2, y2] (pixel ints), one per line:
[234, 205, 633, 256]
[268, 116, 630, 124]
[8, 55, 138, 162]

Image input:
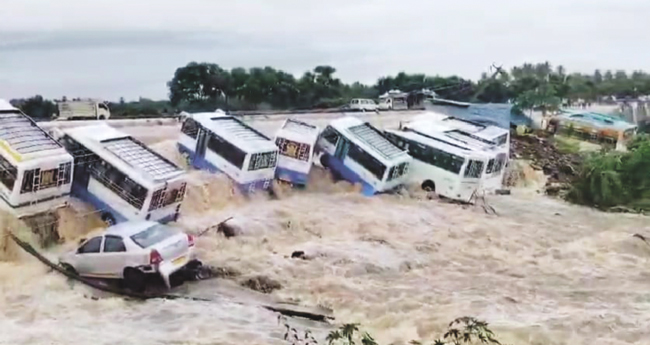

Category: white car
[349, 98, 378, 112]
[59, 221, 201, 292]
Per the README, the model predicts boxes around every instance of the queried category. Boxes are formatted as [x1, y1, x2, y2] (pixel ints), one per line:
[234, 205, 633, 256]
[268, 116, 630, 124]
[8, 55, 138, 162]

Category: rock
[217, 219, 243, 238]
[240, 275, 282, 294]
[291, 251, 307, 260]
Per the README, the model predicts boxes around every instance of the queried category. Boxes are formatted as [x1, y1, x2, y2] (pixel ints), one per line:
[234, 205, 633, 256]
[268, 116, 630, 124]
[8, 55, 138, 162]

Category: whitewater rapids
[1, 113, 649, 345]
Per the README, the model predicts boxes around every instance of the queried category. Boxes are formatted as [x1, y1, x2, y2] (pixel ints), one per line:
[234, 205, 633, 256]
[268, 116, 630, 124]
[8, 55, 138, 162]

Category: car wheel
[60, 263, 78, 276]
[123, 267, 147, 293]
[183, 260, 204, 281]
[101, 213, 116, 226]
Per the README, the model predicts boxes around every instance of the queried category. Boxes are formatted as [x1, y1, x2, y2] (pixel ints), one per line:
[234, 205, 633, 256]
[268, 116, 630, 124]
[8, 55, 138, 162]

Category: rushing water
[1, 113, 650, 345]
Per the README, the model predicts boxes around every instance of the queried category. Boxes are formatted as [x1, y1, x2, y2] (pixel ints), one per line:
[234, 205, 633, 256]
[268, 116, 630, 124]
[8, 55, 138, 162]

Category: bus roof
[385, 129, 478, 157]
[277, 118, 320, 141]
[407, 113, 508, 142]
[0, 102, 66, 157]
[330, 116, 409, 162]
[64, 124, 184, 184]
[191, 113, 277, 153]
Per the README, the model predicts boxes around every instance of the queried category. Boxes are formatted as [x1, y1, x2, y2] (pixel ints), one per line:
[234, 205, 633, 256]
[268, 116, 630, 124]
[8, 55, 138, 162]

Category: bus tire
[421, 180, 436, 192]
[123, 267, 146, 293]
[101, 213, 116, 226]
[320, 155, 330, 168]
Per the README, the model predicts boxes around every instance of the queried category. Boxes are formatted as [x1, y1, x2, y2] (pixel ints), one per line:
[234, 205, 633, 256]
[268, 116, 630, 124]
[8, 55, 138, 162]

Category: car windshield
[130, 224, 178, 248]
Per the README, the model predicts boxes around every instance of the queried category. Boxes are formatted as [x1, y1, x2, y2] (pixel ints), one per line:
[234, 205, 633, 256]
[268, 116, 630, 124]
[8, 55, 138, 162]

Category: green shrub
[281, 317, 503, 345]
[567, 135, 650, 211]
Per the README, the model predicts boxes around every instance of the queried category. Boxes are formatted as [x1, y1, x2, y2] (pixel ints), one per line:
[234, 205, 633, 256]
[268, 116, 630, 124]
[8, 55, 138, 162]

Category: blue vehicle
[273, 118, 320, 186]
[177, 111, 278, 194]
[316, 116, 411, 195]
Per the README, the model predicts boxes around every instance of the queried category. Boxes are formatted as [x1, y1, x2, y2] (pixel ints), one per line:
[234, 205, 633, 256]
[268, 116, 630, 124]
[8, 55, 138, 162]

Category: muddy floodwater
[1, 113, 650, 345]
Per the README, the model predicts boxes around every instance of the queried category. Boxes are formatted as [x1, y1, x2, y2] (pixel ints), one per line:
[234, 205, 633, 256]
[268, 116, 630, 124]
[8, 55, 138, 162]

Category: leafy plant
[280, 317, 504, 345]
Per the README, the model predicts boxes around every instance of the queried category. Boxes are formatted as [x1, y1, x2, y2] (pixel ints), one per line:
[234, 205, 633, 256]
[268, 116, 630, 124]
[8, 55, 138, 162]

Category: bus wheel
[320, 155, 330, 168]
[421, 180, 436, 192]
[101, 213, 116, 226]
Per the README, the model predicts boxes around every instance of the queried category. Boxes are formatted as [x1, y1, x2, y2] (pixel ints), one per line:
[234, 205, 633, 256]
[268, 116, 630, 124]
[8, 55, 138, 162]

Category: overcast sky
[1, 0, 649, 101]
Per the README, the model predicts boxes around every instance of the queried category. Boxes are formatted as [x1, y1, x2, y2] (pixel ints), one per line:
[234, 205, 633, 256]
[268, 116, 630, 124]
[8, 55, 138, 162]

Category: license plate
[172, 256, 186, 265]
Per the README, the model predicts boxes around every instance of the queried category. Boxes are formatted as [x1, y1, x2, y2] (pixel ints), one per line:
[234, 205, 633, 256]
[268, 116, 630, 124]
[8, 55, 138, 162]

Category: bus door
[334, 137, 350, 159]
[195, 128, 209, 159]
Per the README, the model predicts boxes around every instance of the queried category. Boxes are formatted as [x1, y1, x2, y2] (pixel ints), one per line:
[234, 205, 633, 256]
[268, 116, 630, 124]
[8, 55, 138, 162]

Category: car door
[73, 236, 104, 276]
[100, 235, 129, 278]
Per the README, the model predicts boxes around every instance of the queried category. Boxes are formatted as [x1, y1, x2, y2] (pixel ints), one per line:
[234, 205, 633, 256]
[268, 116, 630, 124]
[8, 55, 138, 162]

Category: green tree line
[8, 61, 650, 118]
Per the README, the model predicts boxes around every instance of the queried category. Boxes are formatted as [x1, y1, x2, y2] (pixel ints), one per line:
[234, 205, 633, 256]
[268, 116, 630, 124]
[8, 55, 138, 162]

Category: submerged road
[38, 110, 430, 144]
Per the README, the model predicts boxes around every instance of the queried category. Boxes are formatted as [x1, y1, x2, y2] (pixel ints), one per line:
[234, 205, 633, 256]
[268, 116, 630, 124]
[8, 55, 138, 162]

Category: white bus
[0, 99, 74, 244]
[403, 113, 510, 191]
[177, 111, 278, 194]
[316, 116, 412, 195]
[273, 118, 320, 186]
[56, 124, 187, 225]
[383, 128, 488, 202]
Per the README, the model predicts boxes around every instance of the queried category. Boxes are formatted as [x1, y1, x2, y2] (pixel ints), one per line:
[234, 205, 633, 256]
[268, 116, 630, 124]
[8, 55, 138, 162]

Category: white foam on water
[1, 115, 649, 345]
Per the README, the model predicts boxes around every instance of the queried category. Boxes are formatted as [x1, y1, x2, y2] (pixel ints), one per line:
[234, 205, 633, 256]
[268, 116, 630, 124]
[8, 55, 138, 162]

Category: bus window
[485, 159, 495, 174]
[464, 160, 484, 178]
[0, 155, 17, 191]
[248, 151, 277, 171]
[276, 138, 311, 161]
[207, 133, 246, 169]
[321, 126, 340, 145]
[181, 118, 199, 139]
[347, 143, 386, 179]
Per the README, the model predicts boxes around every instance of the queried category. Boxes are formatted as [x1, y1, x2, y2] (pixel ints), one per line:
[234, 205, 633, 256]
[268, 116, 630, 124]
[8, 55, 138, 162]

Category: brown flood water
[1, 114, 649, 345]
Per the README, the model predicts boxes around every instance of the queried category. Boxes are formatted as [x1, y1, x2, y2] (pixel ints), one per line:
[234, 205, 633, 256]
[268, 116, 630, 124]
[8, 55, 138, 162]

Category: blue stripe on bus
[71, 184, 129, 223]
[177, 142, 221, 173]
[72, 184, 179, 225]
[275, 167, 309, 186]
[177, 142, 272, 195]
[321, 153, 376, 196]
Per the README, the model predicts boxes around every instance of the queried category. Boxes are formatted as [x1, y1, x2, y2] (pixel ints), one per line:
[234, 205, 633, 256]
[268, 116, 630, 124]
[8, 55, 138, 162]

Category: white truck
[56, 100, 111, 120]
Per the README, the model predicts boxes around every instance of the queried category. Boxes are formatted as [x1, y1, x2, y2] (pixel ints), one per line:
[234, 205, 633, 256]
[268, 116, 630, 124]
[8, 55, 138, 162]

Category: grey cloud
[0, 0, 649, 100]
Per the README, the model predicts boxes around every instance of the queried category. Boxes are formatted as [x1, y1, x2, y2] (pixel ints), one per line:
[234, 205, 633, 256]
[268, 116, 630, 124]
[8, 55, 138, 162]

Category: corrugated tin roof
[282, 118, 318, 135]
[102, 137, 183, 181]
[0, 111, 63, 154]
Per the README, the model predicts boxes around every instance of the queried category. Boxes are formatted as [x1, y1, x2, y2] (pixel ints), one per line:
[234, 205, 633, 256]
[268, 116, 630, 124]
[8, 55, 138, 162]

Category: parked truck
[55, 99, 111, 120]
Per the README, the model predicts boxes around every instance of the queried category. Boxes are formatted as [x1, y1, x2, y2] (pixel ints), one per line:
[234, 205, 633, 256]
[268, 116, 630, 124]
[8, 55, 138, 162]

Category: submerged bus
[403, 112, 510, 191]
[383, 128, 487, 202]
[316, 116, 411, 195]
[56, 124, 187, 225]
[177, 111, 278, 194]
[0, 99, 74, 245]
[273, 118, 319, 186]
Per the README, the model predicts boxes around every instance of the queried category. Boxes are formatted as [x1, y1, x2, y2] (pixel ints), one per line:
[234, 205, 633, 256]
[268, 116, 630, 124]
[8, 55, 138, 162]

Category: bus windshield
[248, 151, 277, 171]
[276, 137, 311, 162]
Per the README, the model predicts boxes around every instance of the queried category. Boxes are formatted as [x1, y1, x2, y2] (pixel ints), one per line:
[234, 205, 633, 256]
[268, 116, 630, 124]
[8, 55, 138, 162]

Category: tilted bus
[0, 99, 74, 245]
[383, 128, 488, 203]
[273, 118, 320, 186]
[316, 116, 411, 195]
[403, 112, 510, 191]
[177, 111, 278, 194]
[56, 124, 187, 225]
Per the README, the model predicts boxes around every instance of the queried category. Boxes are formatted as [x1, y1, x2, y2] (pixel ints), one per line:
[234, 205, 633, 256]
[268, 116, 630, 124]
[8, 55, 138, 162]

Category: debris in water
[240, 275, 282, 294]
